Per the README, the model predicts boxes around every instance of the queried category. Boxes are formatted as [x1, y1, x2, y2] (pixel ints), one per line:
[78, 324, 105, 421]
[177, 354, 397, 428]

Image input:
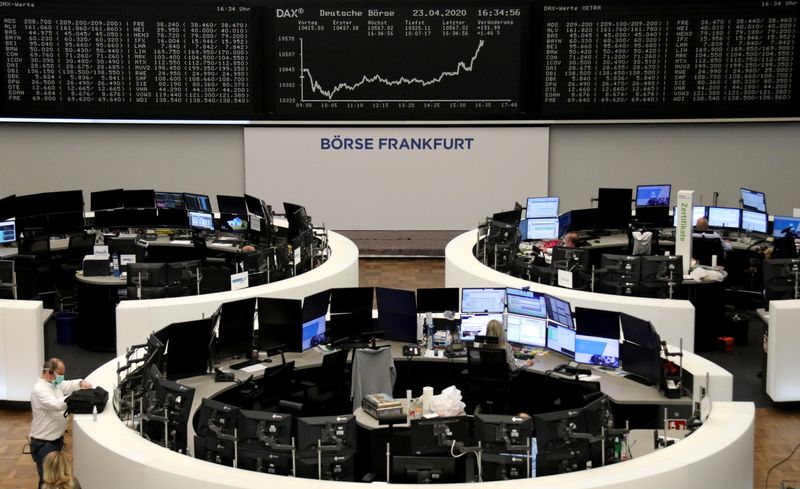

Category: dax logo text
[276, 8, 303, 18]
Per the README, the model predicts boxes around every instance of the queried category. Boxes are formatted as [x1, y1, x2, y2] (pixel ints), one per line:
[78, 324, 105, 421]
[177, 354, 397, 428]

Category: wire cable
[764, 440, 800, 489]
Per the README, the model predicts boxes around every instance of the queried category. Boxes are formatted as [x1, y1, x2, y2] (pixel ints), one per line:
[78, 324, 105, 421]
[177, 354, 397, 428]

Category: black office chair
[252, 361, 297, 411]
[692, 236, 725, 267]
[465, 347, 511, 414]
[298, 349, 351, 415]
[192, 234, 228, 267]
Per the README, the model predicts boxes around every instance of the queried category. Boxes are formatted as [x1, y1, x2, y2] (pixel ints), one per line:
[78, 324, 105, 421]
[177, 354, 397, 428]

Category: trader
[30, 358, 92, 489]
[694, 217, 733, 252]
[563, 231, 580, 248]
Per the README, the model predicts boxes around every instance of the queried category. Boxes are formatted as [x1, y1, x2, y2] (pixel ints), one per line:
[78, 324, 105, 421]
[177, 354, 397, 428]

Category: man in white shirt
[693, 217, 733, 252]
[30, 357, 91, 489]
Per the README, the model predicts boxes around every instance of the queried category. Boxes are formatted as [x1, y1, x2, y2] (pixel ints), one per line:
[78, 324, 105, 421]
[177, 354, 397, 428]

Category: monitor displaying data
[545, 295, 574, 329]
[461, 288, 505, 314]
[707, 207, 741, 230]
[0, 220, 15, 243]
[635, 185, 671, 207]
[155, 192, 186, 210]
[526, 197, 560, 219]
[741, 210, 768, 234]
[773, 216, 800, 238]
[459, 313, 503, 342]
[740, 188, 767, 213]
[546, 323, 576, 359]
[188, 211, 214, 232]
[520, 218, 559, 241]
[506, 314, 547, 348]
[183, 193, 212, 212]
[506, 289, 548, 318]
[301, 315, 327, 351]
[673, 206, 707, 227]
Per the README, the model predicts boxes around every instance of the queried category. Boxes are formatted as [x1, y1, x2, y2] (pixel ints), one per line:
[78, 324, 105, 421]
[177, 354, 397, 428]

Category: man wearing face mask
[30, 357, 92, 489]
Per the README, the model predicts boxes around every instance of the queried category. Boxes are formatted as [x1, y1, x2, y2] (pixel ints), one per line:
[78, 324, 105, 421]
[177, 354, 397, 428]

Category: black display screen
[0, 0, 797, 121]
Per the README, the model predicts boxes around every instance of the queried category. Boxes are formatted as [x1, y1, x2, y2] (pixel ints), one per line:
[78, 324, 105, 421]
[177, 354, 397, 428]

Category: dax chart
[273, 5, 526, 118]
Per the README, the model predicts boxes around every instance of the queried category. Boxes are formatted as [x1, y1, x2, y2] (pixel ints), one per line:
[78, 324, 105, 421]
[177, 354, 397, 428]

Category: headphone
[42, 359, 59, 375]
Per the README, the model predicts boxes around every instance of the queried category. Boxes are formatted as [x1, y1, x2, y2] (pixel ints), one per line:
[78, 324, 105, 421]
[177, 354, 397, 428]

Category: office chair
[192, 234, 228, 267]
[351, 346, 395, 412]
[298, 348, 351, 415]
[252, 361, 297, 411]
[692, 236, 725, 267]
[627, 228, 660, 256]
[465, 347, 511, 414]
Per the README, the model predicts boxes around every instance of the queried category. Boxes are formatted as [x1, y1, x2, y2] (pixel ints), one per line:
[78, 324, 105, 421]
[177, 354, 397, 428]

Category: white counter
[766, 300, 800, 402]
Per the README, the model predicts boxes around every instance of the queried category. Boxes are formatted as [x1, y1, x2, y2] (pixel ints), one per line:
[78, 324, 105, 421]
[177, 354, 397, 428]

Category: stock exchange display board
[0, 0, 797, 121]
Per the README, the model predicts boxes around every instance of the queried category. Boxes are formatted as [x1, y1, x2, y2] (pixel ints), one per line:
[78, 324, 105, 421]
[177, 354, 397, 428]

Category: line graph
[299, 38, 510, 103]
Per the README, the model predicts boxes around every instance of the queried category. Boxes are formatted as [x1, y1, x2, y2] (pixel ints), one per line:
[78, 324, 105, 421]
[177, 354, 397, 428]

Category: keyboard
[514, 352, 536, 360]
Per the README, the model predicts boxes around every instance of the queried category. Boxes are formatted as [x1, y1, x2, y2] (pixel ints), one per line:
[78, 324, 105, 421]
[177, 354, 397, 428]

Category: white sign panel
[230, 271, 249, 291]
[675, 190, 695, 273]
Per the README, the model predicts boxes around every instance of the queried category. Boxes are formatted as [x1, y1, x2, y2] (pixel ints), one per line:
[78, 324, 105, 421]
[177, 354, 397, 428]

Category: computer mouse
[594, 239, 600, 243]
[434, 350, 439, 357]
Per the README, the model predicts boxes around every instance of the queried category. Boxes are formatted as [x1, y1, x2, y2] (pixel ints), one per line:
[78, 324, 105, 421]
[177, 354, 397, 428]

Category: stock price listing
[273, 5, 527, 119]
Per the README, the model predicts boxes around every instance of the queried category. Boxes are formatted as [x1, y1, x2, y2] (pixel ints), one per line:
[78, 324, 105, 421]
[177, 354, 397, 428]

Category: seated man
[562, 231, 580, 249]
[693, 217, 732, 252]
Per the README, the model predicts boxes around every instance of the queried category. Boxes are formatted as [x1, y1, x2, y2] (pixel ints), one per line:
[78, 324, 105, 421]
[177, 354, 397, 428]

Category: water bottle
[111, 253, 120, 278]
[425, 322, 433, 350]
[92, 404, 98, 421]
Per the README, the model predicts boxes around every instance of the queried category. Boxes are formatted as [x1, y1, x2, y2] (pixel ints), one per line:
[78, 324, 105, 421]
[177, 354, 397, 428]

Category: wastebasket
[55, 311, 78, 345]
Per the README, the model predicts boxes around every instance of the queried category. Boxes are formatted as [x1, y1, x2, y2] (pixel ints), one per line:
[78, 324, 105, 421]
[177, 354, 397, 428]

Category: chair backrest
[692, 236, 724, 266]
[467, 347, 509, 385]
[22, 236, 50, 255]
[351, 347, 395, 411]
[68, 233, 96, 250]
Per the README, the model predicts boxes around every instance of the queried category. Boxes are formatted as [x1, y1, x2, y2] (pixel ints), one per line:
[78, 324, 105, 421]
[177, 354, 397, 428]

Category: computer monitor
[482, 452, 530, 481]
[391, 456, 458, 484]
[296, 452, 356, 481]
[284, 202, 311, 242]
[673, 206, 707, 227]
[416, 288, 459, 313]
[505, 289, 548, 318]
[474, 413, 533, 449]
[0, 220, 16, 244]
[301, 315, 327, 351]
[740, 187, 767, 213]
[506, 314, 547, 349]
[741, 210, 768, 234]
[196, 398, 240, 440]
[526, 197, 560, 219]
[302, 289, 330, 322]
[166, 260, 201, 297]
[620, 342, 662, 386]
[244, 194, 266, 218]
[155, 191, 186, 209]
[763, 258, 800, 302]
[533, 407, 588, 452]
[492, 209, 522, 226]
[330, 287, 374, 314]
[545, 295, 574, 329]
[216, 195, 248, 215]
[161, 318, 214, 381]
[574, 307, 620, 368]
[237, 447, 292, 475]
[0, 194, 14, 222]
[635, 184, 671, 207]
[600, 254, 641, 282]
[520, 218, 560, 241]
[238, 410, 293, 449]
[376, 287, 417, 343]
[216, 298, 256, 359]
[195, 435, 235, 467]
[127, 263, 167, 287]
[459, 313, 502, 342]
[707, 207, 741, 230]
[90, 189, 123, 211]
[153, 376, 196, 424]
[123, 189, 155, 209]
[183, 193, 212, 212]
[552, 247, 590, 272]
[46, 190, 84, 214]
[188, 211, 214, 232]
[156, 208, 188, 228]
[410, 416, 468, 455]
[296, 415, 357, 453]
[257, 297, 302, 352]
[219, 213, 249, 233]
[461, 288, 505, 314]
[640, 255, 683, 283]
[546, 322, 576, 359]
[619, 312, 660, 350]
[597, 188, 632, 229]
[634, 206, 671, 227]
[772, 216, 800, 238]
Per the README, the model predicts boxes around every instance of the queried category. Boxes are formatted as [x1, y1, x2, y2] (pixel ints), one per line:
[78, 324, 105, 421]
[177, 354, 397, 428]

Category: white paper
[120, 254, 136, 266]
[557, 269, 573, 289]
[93, 245, 109, 259]
[230, 271, 249, 290]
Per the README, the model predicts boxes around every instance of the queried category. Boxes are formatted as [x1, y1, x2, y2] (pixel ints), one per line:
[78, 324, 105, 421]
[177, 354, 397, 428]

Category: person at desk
[30, 358, 92, 489]
[485, 319, 534, 371]
[562, 231, 580, 248]
[693, 217, 732, 252]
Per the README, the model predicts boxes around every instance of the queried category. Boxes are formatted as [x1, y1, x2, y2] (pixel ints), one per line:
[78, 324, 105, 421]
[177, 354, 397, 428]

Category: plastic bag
[430, 385, 466, 417]
[689, 266, 724, 282]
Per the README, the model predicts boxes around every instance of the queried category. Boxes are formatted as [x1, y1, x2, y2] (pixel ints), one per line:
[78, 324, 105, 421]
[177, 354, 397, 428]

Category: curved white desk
[446, 230, 696, 351]
[74, 355, 753, 489]
[115, 231, 359, 356]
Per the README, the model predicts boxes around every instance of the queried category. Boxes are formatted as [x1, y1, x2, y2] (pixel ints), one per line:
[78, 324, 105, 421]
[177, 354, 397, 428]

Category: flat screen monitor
[188, 211, 214, 232]
[0, 220, 15, 244]
[620, 342, 662, 386]
[183, 193, 212, 212]
[244, 194, 265, 218]
[772, 216, 800, 238]
[238, 410, 293, 448]
[640, 255, 683, 283]
[416, 288, 459, 313]
[506, 314, 547, 349]
[14, 193, 48, 218]
[166, 260, 201, 292]
[740, 187, 767, 213]
[673, 206, 708, 227]
[301, 315, 327, 351]
[474, 414, 534, 448]
[492, 209, 522, 226]
[0, 195, 15, 221]
[237, 447, 291, 475]
[156, 208, 188, 229]
[482, 452, 530, 481]
[506, 288, 548, 318]
[330, 287, 374, 314]
[391, 456, 457, 484]
[410, 416, 468, 455]
[155, 191, 186, 209]
[574, 307, 620, 368]
[217, 195, 248, 215]
[707, 207, 741, 230]
[302, 289, 330, 322]
[123, 189, 155, 209]
[634, 206, 671, 227]
[458, 313, 502, 342]
[196, 398, 240, 439]
[635, 184, 671, 207]
[376, 287, 417, 343]
[219, 213, 248, 233]
[216, 298, 256, 359]
[565, 208, 598, 232]
[91, 189, 123, 211]
[46, 190, 84, 214]
[257, 297, 302, 352]
[162, 318, 214, 381]
[600, 254, 641, 282]
[284, 202, 311, 241]
[741, 210, 768, 234]
[597, 188, 632, 229]
[296, 452, 355, 481]
[545, 296, 574, 329]
[520, 218, 559, 241]
[127, 263, 167, 287]
[619, 312, 660, 349]
[546, 323, 576, 359]
[461, 288, 505, 314]
[526, 197, 560, 219]
[296, 415, 357, 453]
